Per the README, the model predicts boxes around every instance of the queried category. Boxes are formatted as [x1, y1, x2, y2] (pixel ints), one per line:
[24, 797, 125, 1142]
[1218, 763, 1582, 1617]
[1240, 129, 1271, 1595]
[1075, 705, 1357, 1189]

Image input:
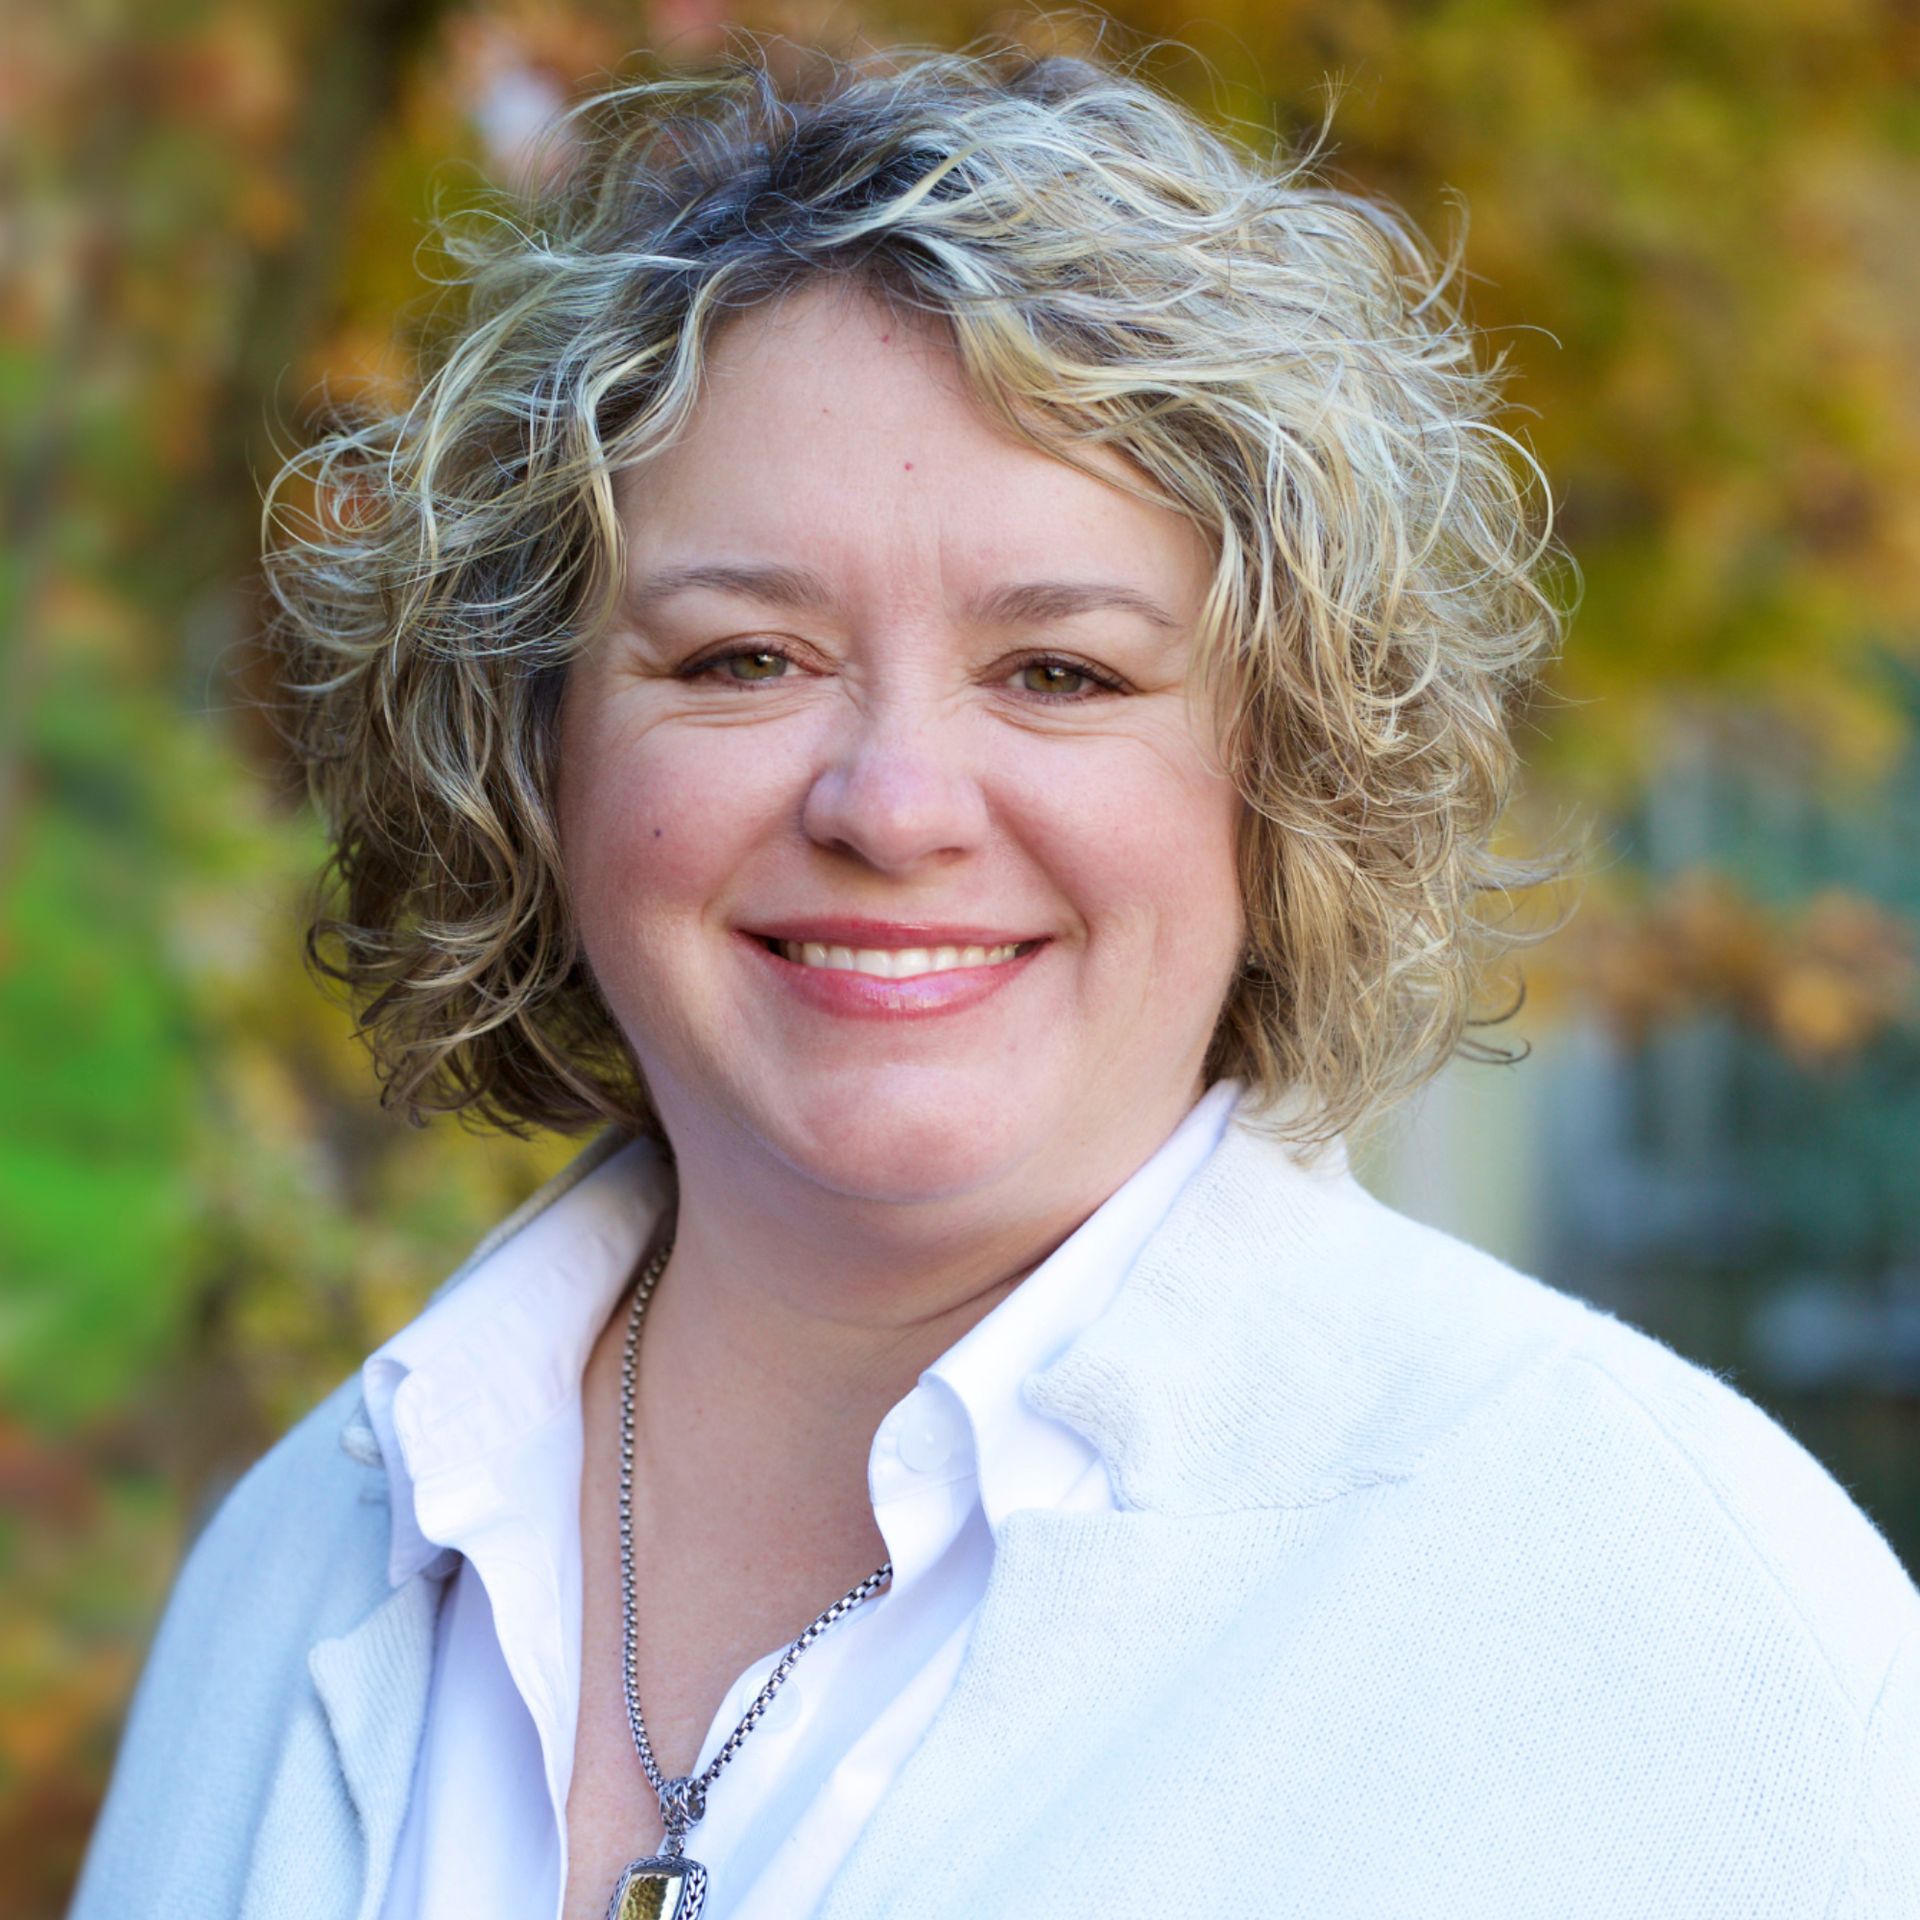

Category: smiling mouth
[757, 938, 1041, 979]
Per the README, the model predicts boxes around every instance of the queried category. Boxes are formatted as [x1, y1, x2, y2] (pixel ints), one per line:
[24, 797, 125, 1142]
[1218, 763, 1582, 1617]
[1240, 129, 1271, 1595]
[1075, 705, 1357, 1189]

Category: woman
[70, 39, 1917, 1920]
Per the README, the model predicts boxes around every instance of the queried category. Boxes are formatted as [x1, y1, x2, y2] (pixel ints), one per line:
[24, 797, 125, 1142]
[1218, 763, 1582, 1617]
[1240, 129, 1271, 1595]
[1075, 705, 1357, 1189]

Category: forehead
[615, 280, 1211, 613]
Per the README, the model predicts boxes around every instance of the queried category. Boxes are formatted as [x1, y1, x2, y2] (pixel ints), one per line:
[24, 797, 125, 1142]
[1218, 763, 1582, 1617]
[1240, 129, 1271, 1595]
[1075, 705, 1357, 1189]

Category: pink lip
[740, 916, 1045, 949]
[735, 929, 1047, 1021]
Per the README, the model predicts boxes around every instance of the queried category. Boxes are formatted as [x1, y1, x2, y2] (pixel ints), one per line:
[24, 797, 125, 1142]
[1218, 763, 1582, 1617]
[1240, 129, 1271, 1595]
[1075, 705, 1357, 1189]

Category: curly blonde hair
[264, 37, 1563, 1146]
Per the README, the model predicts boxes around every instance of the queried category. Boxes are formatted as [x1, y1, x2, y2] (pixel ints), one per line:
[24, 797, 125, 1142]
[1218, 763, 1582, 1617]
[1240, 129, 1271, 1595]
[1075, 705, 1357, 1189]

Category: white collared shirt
[366, 1080, 1240, 1920]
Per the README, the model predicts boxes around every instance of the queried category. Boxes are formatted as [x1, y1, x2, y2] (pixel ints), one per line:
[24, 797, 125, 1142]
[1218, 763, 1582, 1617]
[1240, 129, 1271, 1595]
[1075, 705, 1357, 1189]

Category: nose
[799, 700, 990, 875]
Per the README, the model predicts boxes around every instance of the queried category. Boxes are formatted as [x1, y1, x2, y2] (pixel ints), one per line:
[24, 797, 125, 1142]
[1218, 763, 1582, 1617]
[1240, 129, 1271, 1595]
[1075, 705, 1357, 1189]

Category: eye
[1009, 656, 1125, 701]
[678, 645, 1123, 698]
[684, 646, 793, 685]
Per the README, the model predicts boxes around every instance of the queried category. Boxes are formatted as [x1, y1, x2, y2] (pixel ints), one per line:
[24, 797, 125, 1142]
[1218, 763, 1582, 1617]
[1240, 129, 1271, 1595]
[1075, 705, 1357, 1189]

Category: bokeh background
[5, 1, 1918, 1910]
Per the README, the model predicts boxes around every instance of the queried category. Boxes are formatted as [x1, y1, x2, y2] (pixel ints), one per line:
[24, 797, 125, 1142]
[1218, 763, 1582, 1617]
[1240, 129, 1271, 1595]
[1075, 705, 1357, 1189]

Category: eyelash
[678, 646, 1128, 702]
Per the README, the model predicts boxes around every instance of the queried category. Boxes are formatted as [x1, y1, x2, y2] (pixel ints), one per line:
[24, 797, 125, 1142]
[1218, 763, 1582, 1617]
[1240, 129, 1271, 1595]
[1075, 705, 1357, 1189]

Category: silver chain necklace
[606, 1235, 894, 1920]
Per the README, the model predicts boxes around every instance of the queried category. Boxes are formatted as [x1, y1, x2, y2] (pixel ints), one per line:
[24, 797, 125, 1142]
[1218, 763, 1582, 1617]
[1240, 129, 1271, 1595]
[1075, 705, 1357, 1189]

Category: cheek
[558, 705, 806, 933]
[1016, 736, 1243, 957]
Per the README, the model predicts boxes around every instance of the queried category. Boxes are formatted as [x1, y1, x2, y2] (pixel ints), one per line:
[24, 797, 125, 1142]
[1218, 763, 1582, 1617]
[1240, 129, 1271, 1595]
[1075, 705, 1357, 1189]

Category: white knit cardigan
[69, 1114, 1920, 1919]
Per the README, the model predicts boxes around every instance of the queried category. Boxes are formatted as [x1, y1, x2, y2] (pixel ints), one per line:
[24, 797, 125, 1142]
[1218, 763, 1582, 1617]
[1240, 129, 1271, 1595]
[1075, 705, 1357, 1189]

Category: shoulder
[1336, 1201, 1920, 1912]
[116, 1127, 638, 1659]
[1334, 1175, 1919, 1711]
[110, 1366, 390, 1732]
[166, 1371, 392, 1638]
[69, 1374, 392, 1916]
[1527, 1290, 1919, 1712]
[1032, 1121, 1920, 1904]
[1053, 1112, 1920, 1693]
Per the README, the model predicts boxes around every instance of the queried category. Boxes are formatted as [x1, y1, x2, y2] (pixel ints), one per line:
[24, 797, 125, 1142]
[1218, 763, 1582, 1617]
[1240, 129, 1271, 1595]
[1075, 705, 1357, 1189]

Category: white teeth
[778, 940, 1026, 978]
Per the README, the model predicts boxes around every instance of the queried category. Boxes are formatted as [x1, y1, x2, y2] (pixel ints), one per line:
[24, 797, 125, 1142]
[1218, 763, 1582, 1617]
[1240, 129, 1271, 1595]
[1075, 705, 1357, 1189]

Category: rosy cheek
[570, 726, 795, 907]
[577, 764, 700, 896]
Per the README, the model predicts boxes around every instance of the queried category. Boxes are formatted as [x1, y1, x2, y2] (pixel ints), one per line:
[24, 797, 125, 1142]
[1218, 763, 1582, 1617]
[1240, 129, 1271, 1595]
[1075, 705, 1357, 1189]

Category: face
[557, 281, 1246, 1208]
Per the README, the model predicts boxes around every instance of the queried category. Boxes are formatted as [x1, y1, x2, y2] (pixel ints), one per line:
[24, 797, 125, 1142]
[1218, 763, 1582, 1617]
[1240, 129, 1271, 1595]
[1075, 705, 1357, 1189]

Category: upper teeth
[779, 941, 1025, 977]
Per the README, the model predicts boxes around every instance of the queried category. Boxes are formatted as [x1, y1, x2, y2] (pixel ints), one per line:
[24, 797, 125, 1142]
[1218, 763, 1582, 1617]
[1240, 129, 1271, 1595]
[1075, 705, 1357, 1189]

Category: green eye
[721, 650, 788, 682]
[679, 645, 796, 687]
[1015, 657, 1126, 699]
[1018, 661, 1090, 696]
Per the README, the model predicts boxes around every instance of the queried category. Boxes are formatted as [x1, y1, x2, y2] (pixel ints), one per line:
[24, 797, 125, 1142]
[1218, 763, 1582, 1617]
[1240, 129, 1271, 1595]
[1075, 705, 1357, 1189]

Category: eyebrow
[624, 561, 1182, 632]
[969, 578, 1182, 632]
[625, 561, 837, 617]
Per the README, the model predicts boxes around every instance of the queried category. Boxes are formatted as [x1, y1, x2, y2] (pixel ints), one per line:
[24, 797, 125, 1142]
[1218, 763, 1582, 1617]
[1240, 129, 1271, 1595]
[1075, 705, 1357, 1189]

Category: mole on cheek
[652, 827, 663, 839]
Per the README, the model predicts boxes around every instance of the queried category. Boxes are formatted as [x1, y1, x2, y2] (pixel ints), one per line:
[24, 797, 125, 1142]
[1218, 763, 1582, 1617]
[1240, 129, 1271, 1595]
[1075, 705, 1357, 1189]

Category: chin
[757, 1072, 1046, 1206]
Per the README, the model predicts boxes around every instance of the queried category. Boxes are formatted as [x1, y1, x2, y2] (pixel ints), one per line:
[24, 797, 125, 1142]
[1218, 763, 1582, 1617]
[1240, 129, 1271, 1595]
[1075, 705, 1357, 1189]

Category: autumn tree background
[5, 1, 1917, 1911]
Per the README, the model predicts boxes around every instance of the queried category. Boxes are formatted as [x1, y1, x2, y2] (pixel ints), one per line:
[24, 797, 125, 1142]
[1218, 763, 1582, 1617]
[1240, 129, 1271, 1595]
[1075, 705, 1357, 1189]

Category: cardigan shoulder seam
[1820, 1625, 1918, 1920]
[1563, 1349, 1900, 1716]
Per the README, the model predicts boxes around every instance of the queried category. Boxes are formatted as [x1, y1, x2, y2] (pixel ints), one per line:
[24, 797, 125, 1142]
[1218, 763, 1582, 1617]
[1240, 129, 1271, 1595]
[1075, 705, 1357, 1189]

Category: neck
[625, 1079, 1208, 1521]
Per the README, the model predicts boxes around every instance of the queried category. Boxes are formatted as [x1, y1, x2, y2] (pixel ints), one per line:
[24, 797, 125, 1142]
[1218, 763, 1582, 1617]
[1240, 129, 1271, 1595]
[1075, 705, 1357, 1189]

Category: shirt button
[756, 1676, 802, 1732]
[896, 1388, 962, 1473]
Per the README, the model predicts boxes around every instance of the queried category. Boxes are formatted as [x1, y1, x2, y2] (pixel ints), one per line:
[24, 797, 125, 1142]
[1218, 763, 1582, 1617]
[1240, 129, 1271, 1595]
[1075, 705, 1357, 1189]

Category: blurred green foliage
[4, 0, 1917, 1911]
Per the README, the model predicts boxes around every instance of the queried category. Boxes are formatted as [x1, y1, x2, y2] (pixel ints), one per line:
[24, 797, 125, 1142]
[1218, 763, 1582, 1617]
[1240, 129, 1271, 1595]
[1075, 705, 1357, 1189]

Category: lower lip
[738, 935, 1047, 1020]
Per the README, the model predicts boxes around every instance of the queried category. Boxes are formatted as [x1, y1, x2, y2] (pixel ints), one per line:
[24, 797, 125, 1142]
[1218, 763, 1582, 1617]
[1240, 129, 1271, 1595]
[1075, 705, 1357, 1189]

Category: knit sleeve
[1834, 1628, 1920, 1918]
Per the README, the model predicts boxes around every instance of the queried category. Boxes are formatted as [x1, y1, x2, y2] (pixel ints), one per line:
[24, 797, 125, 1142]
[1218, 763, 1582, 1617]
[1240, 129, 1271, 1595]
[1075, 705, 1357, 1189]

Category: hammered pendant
[605, 1854, 708, 1920]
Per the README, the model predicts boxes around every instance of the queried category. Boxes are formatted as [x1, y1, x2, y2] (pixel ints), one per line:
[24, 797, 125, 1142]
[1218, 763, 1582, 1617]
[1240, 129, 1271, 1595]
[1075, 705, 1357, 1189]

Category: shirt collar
[922, 1079, 1243, 1533]
[360, 1136, 673, 1587]
[358, 1081, 1246, 1589]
